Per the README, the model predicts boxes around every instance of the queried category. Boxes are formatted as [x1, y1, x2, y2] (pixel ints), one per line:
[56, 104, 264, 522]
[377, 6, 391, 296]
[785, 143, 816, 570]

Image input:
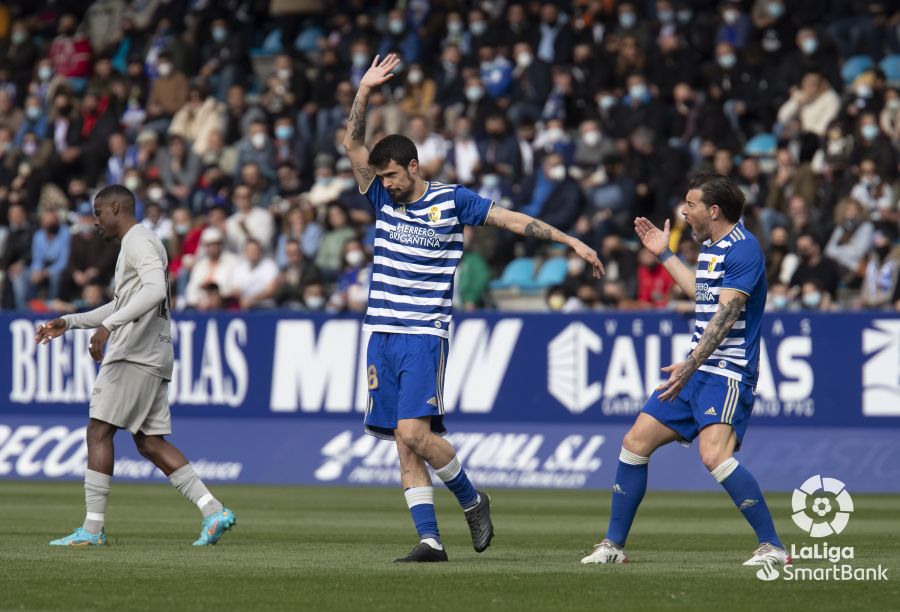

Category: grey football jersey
[65, 224, 174, 380]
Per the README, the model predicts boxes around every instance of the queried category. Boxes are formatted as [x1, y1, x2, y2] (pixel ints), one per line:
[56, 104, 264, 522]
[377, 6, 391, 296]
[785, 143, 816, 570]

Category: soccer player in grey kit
[35, 185, 235, 546]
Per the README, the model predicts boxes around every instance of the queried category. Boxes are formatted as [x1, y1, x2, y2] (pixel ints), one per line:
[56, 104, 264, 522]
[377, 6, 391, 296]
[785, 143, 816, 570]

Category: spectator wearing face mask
[636, 247, 675, 307]
[184, 226, 239, 309]
[199, 18, 247, 102]
[275, 238, 322, 308]
[400, 63, 436, 117]
[798, 279, 832, 310]
[146, 52, 189, 129]
[790, 232, 841, 298]
[478, 114, 521, 183]
[507, 41, 551, 126]
[849, 158, 897, 222]
[461, 74, 500, 136]
[825, 197, 875, 278]
[766, 281, 796, 312]
[518, 153, 583, 235]
[852, 113, 897, 180]
[329, 239, 370, 313]
[537, 3, 575, 64]
[379, 10, 423, 64]
[446, 116, 482, 186]
[235, 120, 276, 180]
[859, 228, 900, 309]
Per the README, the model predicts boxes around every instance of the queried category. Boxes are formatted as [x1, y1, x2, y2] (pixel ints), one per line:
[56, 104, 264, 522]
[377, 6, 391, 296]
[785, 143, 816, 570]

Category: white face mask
[277, 68, 292, 81]
[305, 295, 326, 310]
[582, 131, 601, 147]
[158, 62, 173, 77]
[251, 132, 267, 149]
[38, 66, 53, 81]
[465, 86, 484, 102]
[801, 291, 822, 308]
[148, 186, 165, 202]
[124, 177, 141, 191]
[547, 165, 566, 181]
[516, 52, 533, 68]
[544, 127, 565, 142]
[408, 70, 423, 84]
[345, 250, 365, 267]
[723, 9, 740, 25]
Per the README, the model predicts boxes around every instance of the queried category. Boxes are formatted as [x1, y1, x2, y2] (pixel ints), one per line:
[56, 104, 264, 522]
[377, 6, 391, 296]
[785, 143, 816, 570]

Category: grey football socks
[83, 469, 111, 535]
[168, 464, 223, 518]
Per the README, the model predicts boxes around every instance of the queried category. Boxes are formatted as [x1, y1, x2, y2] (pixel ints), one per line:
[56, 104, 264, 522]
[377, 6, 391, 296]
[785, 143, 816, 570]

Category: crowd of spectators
[1, 0, 900, 316]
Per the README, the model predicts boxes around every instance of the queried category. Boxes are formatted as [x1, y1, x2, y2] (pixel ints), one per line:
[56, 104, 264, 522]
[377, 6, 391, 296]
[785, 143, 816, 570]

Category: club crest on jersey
[396, 205, 407, 215]
[428, 205, 441, 223]
[707, 256, 718, 273]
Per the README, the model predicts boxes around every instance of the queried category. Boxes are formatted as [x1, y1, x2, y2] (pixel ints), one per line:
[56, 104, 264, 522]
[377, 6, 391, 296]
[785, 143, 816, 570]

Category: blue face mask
[275, 125, 294, 140]
[767, 2, 785, 18]
[658, 10, 674, 24]
[800, 37, 818, 55]
[718, 53, 737, 69]
[619, 13, 637, 29]
[26, 107, 41, 120]
[628, 84, 648, 101]
[861, 124, 880, 141]
[212, 27, 227, 42]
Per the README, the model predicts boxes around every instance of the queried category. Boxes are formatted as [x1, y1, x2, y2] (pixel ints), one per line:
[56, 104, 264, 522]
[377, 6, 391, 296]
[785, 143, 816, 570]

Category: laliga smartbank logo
[755, 475, 888, 582]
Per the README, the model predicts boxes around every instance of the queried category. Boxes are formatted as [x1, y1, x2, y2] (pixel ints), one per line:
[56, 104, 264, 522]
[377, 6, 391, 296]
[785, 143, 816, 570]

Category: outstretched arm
[656, 289, 748, 400]
[634, 217, 696, 297]
[342, 53, 402, 191]
[485, 206, 605, 278]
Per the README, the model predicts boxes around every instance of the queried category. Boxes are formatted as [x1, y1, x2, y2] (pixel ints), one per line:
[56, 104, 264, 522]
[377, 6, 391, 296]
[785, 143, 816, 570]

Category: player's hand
[572, 239, 606, 279]
[89, 325, 111, 363]
[656, 357, 698, 401]
[634, 217, 670, 257]
[34, 318, 67, 344]
[359, 54, 402, 90]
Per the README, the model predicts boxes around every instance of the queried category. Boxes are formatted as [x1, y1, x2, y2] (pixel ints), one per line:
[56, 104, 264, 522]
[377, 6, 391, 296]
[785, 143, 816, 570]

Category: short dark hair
[369, 134, 418, 170]
[688, 172, 745, 223]
[95, 184, 136, 214]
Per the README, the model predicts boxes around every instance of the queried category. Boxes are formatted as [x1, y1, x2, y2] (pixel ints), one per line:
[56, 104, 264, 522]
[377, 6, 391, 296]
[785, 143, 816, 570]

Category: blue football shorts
[641, 370, 755, 450]
[363, 332, 448, 440]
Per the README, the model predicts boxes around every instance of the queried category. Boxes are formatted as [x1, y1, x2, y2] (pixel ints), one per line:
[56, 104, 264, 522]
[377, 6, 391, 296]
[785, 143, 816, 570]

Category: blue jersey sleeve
[454, 186, 493, 226]
[363, 178, 390, 210]
[722, 239, 764, 296]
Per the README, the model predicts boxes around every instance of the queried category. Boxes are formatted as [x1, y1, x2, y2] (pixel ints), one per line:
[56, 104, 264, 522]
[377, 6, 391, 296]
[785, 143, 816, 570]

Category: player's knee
[395, 423, 427, 455]
[622, 430, 653, 458]
[133, 435, 157, 459]
[700, 449, 731, 472]
[85, 421, 113, 446]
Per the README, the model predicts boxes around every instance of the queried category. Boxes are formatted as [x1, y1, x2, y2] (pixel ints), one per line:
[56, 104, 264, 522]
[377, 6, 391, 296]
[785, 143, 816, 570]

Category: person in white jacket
[776, 72, 840, 136]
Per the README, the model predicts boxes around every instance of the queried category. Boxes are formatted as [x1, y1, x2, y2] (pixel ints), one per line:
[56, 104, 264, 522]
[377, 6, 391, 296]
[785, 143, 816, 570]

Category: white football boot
[581, 539, 628, 564]
[743, 542, 791, 566]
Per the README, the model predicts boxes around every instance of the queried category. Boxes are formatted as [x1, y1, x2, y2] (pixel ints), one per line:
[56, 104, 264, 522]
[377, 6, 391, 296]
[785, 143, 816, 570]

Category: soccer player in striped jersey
[345, 54, 605, 562]
[582, 174, 788, 568]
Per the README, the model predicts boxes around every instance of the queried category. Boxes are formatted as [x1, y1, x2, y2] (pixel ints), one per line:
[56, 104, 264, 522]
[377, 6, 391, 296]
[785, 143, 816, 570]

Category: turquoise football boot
[192, 508, 236, 546]
[49, 527, 107, 547]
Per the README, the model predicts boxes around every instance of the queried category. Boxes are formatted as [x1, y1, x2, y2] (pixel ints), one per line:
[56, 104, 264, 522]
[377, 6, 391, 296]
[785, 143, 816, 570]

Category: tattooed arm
[485, 205, 606, 278]
[656, 289, 749, 400]
[342, 54, 401, 191]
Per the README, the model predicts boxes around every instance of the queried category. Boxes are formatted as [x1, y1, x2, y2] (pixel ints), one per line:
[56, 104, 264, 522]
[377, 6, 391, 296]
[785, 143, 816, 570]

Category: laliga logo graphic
[791, 475, 854, 538]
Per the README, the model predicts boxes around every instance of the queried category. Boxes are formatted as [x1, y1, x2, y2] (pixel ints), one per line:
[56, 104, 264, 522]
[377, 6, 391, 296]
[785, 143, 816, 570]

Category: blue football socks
[711, 457, 783, 548]
[434, 456, 479, 510]
[405, 487, 440, 543]
[605, 448, 649, 546]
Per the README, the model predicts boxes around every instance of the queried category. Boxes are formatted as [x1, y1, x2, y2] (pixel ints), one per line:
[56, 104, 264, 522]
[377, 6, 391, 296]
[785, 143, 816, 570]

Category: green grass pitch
[0, 482, 897, 611]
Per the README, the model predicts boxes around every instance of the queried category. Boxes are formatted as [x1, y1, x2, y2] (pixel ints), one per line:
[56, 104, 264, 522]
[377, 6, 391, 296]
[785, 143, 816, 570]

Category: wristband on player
[658, 247, 676, 264]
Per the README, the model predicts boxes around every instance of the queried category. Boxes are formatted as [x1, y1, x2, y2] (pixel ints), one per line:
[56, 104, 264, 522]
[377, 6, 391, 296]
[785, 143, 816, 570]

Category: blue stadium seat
[744, 133, 777, 158]
[489, 257, 536, 290]
[880, 55, 900, 86]
[841, 55, 874, 85]
[526, 257, 568, 290]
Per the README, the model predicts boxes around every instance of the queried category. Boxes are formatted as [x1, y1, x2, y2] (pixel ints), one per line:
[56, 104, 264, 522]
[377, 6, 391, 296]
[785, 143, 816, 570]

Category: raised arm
[342, 54, 402, 191]
[485, 206, 605, 278]
[634, 217, 696, 297]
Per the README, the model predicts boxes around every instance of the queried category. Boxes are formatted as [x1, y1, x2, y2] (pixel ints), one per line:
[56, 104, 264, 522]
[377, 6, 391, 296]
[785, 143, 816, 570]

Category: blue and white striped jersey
[691, 222, 767, 386]
[362, 179, 492, 338]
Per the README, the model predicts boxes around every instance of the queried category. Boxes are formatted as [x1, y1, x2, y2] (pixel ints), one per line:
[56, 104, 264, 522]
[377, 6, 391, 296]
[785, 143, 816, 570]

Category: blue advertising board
[1, 312, 899, 490]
